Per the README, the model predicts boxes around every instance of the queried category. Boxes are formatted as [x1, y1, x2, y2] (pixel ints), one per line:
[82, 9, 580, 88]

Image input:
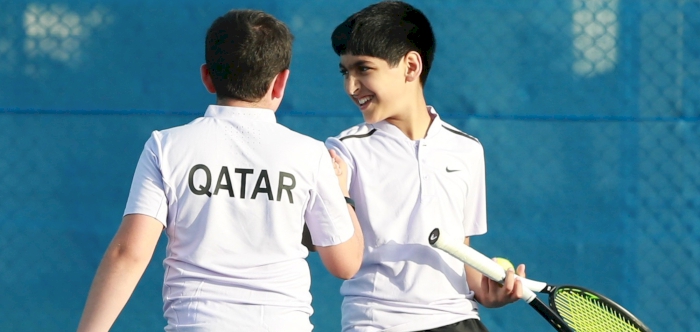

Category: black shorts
[415, 319, 489, 332]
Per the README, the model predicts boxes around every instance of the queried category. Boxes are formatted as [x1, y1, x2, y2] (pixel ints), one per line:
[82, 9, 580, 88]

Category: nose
[345, 75, 360, 97]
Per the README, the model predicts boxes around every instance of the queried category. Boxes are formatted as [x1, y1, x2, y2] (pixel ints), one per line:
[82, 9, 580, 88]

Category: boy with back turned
[77, 9, 363, 332]
[326, 2, 527, 331]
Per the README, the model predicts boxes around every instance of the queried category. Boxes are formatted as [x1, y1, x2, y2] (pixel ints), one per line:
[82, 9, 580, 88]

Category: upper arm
[463, 143, 487, 236]
[314, 217, 363, 279]
[304, 145, 354, 247]
[107, 214, 164, 261]
[124, 133, 168, 226]
[303, 143, 363, 278]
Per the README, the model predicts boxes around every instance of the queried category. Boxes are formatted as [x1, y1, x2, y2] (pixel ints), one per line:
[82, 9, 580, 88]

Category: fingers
[328, 149, 341, 176]
[328, 149, 350, 195]
[479, 262, 528, 307]
[508, 266, 529, 301]
[502, 268, 516, 293]
[497, 269, 522, 303]
[512, 277, 524, 300]
[329, 149, 346, 167]
[333, 159, 341, 176]
[504, 269, 526, 303]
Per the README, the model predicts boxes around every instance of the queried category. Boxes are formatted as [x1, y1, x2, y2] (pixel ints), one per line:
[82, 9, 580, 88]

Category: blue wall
[1, 1, 698, 331]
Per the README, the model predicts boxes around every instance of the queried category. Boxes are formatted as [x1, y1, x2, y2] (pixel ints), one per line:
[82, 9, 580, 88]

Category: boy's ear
[200, 64, 216, 93]
[404, 51, 423, 83]
[271, 69, 290, 100]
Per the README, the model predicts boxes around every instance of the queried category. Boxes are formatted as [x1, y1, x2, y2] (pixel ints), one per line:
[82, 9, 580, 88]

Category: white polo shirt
[326, 106, 487, 332]
[124, 105, 355, 331]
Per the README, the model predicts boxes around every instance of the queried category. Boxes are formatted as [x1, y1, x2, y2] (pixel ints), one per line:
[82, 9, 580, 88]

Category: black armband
[344, 197, 355, 211]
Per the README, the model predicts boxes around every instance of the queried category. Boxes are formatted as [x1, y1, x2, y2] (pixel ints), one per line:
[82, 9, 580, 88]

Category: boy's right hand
[329, 149, 349, 196]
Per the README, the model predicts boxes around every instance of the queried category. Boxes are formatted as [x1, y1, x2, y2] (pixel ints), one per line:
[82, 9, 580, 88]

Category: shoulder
[437, 120, 485, 161]
[325, 123, 375, 166]
[156, 117, 207, 138]
[439, 121, 481, 145]
[138, 119, 206, 156]
[335, 123, 377, 142]
[276, 124, 327, 150]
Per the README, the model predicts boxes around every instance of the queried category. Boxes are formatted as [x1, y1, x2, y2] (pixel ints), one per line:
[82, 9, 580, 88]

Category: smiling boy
[325, 2, 526, 331]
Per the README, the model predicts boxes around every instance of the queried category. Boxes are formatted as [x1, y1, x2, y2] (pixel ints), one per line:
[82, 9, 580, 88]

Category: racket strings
[553, 288, 643, 332]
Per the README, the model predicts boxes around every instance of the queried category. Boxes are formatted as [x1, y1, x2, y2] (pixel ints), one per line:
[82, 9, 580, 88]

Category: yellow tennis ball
[494, 257, 515, 271]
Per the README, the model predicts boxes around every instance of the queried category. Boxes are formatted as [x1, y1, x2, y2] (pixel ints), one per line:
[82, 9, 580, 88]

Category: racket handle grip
[429, 228, 537, 303]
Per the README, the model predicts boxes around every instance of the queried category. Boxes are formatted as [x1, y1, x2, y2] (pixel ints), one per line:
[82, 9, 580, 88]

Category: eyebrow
[339, 60, 372, 70]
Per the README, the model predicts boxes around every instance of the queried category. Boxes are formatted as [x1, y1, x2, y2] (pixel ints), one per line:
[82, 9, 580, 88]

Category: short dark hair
[205, 10, 293, 102]
[331, 1, 436, 85]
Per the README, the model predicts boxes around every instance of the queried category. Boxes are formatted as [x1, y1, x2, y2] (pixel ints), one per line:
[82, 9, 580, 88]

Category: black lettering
[235, 168, 254, 198]
[213, 166, 234, 197]
[188, 164, 211, 196]
[251, 170, 273, 200]
[277, 172, 296, 203]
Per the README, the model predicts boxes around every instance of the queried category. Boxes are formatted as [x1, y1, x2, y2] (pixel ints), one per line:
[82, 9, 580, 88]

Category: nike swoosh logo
[446, 167, 460, 173]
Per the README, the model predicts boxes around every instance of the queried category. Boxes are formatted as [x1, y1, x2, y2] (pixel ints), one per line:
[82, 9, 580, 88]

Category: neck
[217, 97, 276, 111]
[385, 97, 431, 140]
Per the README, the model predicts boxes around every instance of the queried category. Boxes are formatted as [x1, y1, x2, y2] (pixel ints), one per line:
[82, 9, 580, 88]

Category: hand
[476, 263, 527, 308]
[329, 149, 349, 195]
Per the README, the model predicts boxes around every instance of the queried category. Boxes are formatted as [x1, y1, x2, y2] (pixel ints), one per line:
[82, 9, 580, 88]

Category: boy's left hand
[477, 263, 527, 308]
[329, 149, 349, 196]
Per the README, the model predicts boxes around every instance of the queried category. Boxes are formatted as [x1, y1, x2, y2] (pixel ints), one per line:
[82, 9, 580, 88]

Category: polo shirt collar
[203, 105, 277, 122]
[372, 105, 443, 140]
[425, 106, 443, 139]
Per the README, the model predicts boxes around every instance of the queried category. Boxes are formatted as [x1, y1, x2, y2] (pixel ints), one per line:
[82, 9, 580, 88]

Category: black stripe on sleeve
[441, 125, 479, 143]
[340, 129, 377, 141]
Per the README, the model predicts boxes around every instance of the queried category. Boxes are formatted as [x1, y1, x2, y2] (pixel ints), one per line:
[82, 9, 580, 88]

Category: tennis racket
[428, 228, 652, 332]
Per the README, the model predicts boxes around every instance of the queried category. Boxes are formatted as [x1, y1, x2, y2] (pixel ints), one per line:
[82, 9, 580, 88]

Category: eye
[339, 68, 348, 76]
[358, 66, 370, 72]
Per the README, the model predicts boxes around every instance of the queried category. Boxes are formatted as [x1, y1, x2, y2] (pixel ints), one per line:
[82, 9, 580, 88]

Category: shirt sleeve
[464, 143, 487, 236]
[123, 131, 168, 227]
[303, 144, 354, 247]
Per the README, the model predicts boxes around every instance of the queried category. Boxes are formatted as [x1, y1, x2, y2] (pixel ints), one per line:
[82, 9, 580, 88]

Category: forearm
[464, 240, 524, 308]
[77, 247, 152, 332]
[316, 201, 365, 279]
[341, 187, 364, 265]
[78, 214, 163, 332]
[339, 187, 363, 249]
[345, 201, 364, 263]
[463, 237, 495, 308]
[465, 263, 490, 306]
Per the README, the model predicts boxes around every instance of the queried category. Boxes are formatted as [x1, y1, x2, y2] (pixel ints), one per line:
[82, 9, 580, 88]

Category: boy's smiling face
[339, 54, 408, 124]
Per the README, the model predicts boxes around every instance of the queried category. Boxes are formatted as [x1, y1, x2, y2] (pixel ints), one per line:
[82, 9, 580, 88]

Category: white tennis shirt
[124, 105, 355, 331]
[326, 107, 487, 332]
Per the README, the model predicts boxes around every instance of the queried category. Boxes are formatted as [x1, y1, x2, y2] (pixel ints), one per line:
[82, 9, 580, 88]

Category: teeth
[358, 96, 372, 105]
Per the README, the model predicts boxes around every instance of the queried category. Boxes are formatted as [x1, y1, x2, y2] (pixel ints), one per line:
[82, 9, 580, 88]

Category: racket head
[550, 285, 652, 332]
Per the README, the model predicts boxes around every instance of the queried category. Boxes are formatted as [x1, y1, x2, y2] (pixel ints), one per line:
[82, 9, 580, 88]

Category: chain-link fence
[1, 0, 698, 331]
